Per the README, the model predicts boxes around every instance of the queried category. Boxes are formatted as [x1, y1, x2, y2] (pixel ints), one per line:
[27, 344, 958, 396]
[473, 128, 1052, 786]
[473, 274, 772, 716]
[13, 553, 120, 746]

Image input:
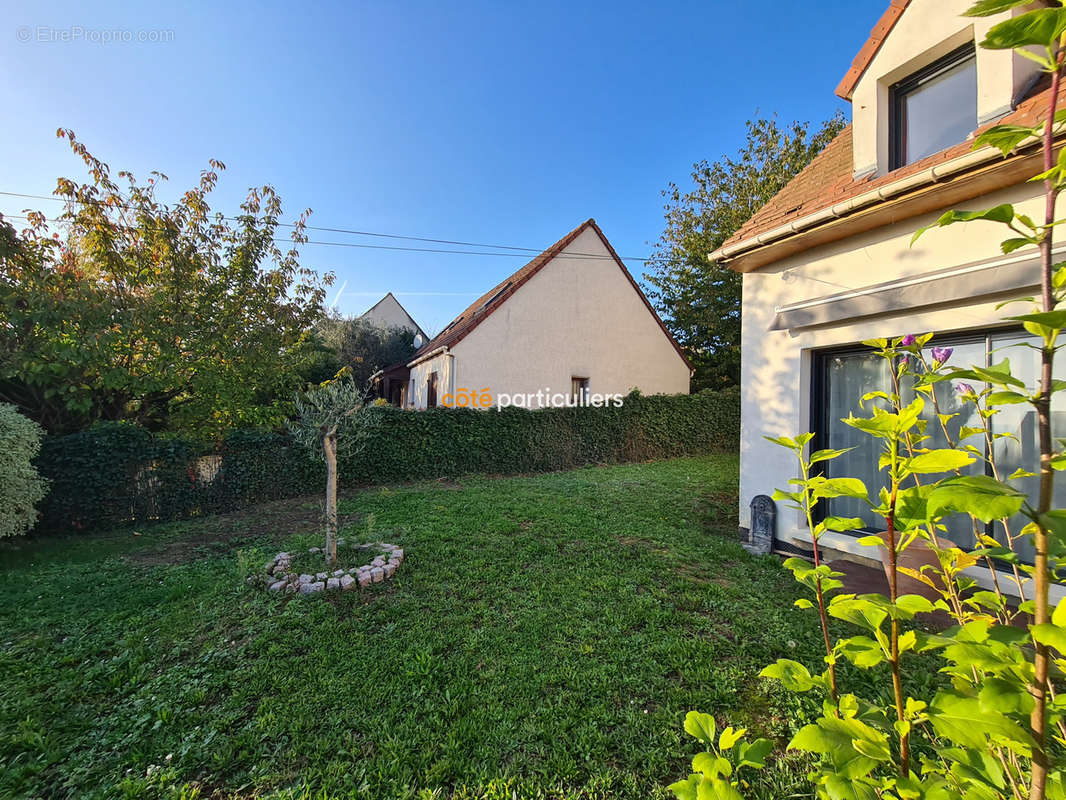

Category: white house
[718, 0, 1066, 598]
[358, 292, 428, 344]
[374, 219, 691, 409]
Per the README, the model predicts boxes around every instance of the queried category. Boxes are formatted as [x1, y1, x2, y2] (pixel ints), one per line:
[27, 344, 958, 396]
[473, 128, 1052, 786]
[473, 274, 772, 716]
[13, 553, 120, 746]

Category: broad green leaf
[986, 390, 1029, 405]
[894, 594, 936, 619]
[928, 690, 1034, 755]
[823, 774, 878, 800]
[912, 204, 1016, 246]
[737, 737, 772, 769]
[964, 0, 1044, 17]
[838, 635, 885, 667]
[719, 726, 746, 751]
[981, 8, 1066, 49]
[905, 449, 975, 474]
[764, 435, 801, 452]
[1007, 310, 1066, 330]
[823, 516, 866, 532]
[692, 752, 731, 779]
[979, 676, 1035, 715]
[810, 447, 852, 464]
[668, 776, 699, 800]
[1053, 596, 1066, 627]
[974, 123, 1040, 155]
[927, 475, 1026, 523]
[760, 659, 815, 692]
[704, 777, 743, 800]
[1001, 236, 1038, 254]
[811, 477, 868, 500]
[829, 595, 888, 632]
[1032, 623, 1066, 653]
[684, 711, 717, 745]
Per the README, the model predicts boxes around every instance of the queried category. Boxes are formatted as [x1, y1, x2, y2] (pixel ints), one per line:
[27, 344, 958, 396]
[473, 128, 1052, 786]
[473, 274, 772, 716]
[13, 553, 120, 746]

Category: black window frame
[808, 328, 1027, 572]
[889, 41, 977, 171]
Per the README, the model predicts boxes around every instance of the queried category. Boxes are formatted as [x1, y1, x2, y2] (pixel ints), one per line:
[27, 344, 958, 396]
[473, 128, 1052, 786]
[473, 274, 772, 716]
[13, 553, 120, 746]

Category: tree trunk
[323, 427, 338, 567]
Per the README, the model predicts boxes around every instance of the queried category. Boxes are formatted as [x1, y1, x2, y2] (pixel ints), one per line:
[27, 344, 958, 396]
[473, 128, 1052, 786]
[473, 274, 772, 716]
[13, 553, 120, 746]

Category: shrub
[34, 390, 739, 534]
[0, 403, 49, 537]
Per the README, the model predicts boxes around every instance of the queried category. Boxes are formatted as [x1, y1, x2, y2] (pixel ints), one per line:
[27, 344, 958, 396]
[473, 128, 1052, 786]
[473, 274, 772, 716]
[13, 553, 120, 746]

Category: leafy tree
[0, 403, 49, 538]
[645, 113, 845, 390]
[313, 315, 418, 391]
[0, 129, 331, 437]
[288, 375, 378, 567]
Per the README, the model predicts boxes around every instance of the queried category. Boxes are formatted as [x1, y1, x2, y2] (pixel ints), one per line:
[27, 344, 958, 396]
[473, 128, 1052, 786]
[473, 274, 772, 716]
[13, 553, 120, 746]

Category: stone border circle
[257, 541, 405, 595]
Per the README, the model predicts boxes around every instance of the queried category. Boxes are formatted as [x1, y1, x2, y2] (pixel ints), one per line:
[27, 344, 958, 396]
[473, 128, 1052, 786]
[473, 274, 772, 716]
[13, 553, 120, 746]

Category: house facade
[375, 219, 691, 410]
[719, 0, 1066, 598]
[358, 292, 428, 343]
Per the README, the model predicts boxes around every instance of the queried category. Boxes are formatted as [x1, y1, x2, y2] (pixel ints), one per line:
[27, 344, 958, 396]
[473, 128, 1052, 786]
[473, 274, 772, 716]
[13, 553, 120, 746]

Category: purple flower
[900, 334, 917, 346]
[931, 346, 953, 365]
[955, 382, 975, 397]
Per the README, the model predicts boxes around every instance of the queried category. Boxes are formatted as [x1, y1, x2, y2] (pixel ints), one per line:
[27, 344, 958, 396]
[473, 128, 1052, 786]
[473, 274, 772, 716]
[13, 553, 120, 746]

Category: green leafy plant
[0, 403, 49, 538]
[288, 374, 378, 566]
[670, 4, 1066, 799]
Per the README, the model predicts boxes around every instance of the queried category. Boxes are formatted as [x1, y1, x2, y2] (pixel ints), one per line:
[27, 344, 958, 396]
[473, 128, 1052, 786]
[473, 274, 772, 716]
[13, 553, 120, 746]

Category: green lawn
[0, 455, 828, 799]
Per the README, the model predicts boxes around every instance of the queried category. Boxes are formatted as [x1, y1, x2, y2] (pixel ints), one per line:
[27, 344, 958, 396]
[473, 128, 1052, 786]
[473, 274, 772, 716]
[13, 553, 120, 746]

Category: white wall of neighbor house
[445, 227, 690, 406]
[739, 180, 1045, 535]
[849, 0, 1040, 177]
[360, 294, 423, 335]
[408, 352, 454, 410]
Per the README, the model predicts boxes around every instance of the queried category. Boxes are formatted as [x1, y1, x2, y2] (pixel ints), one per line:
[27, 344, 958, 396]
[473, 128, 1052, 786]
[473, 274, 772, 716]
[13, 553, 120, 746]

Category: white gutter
[709, 140, 1038, 263]
[406, 345, 449, 368]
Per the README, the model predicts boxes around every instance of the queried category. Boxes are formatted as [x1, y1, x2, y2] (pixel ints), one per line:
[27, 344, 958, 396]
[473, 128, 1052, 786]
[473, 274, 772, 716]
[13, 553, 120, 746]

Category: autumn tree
[645, 114, 845, 390]
[0, 129, 331, 436]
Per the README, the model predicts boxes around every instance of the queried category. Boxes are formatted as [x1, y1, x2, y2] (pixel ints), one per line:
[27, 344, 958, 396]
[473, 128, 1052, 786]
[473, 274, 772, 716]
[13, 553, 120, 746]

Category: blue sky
[1, 0, 884, 334]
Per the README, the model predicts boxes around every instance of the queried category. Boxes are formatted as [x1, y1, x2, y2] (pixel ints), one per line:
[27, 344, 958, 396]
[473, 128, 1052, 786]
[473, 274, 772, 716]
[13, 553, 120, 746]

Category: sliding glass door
[813, 330, 1066, 565]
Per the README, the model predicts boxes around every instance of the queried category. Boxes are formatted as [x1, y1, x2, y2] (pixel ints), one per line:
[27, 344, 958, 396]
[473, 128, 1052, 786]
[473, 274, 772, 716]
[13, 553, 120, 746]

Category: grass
[0, 454, 832, 799]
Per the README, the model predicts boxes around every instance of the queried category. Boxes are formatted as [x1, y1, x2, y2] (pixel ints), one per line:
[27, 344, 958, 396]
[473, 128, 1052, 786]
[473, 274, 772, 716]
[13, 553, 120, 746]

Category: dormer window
[889, 42, 977, 170]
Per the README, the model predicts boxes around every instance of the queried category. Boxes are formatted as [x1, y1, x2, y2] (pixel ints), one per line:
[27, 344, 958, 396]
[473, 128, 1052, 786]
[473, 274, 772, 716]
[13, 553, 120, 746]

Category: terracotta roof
[721, 76, 1066, 256]
[835, 0, 910, 100]
[406, 218, 693, 369]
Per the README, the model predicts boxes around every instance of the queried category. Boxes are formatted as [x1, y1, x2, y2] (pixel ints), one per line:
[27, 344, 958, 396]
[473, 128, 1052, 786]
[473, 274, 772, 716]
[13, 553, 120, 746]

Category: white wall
[443, 227, 690, 407]
[360, 294, 423, 336]
[408, 352, 454, 410]
[739, 180, 1046, 539]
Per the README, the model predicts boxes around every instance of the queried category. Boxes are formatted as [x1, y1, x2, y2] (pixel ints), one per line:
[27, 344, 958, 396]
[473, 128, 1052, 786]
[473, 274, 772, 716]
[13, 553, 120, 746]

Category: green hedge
[33, 390, 738, 534]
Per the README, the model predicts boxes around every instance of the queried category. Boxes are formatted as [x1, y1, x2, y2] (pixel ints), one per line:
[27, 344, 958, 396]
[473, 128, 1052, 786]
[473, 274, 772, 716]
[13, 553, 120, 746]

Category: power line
[0, 190, 675, 264]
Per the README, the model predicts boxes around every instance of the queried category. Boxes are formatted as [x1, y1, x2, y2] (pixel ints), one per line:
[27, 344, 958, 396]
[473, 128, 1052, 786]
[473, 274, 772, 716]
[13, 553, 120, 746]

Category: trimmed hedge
[34, 390, 739, 534]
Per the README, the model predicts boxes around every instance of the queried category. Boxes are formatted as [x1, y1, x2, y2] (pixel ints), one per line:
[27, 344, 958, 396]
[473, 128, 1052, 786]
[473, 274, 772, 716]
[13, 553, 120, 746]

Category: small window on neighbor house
[427, 372, 438, 408]
[571, 376, 589, 404]
[890, 42, 977, 170]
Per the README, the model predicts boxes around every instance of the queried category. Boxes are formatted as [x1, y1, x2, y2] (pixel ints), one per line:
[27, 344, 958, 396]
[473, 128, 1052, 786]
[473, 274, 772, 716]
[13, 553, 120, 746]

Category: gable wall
[446, 227, 690, 406]
[850, 0, 1039, 177]
[360, 294, 423, 335]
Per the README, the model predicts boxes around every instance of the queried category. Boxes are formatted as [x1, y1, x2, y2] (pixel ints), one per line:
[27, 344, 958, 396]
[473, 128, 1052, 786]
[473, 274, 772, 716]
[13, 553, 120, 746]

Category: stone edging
[257, 542, 405, 595]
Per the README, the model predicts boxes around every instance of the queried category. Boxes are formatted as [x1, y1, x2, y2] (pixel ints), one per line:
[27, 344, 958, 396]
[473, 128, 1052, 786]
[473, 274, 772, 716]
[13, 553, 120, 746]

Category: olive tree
[288, 376, 378, 566]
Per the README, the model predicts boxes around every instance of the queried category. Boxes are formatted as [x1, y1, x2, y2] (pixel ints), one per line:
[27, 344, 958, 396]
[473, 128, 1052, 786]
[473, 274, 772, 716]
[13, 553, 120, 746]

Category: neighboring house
[358, 292, 429, 344]
[373, 219, 691, 409]
[719, 0, 1066, 598]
